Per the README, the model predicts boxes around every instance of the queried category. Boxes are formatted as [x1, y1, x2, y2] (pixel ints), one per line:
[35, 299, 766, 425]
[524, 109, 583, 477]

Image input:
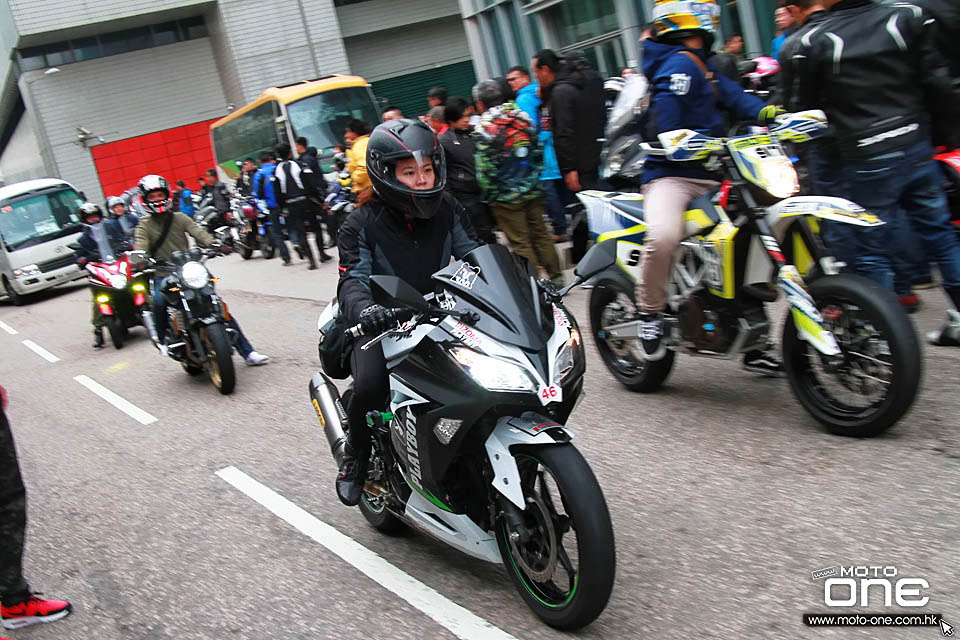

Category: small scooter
[71, 224, 148, 349]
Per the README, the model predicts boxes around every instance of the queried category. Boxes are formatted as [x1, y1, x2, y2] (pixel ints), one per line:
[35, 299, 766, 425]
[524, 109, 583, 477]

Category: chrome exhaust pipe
[309, 371, 347, 466]
[141, 310, 159, 343]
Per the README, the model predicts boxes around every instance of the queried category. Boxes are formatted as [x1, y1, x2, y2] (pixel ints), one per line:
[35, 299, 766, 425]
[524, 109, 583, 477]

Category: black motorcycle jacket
[337, 193, 481, 325]
[438, 128, 482, 204]
[791, 0, 960, 158]
[774, 10, 829, 110]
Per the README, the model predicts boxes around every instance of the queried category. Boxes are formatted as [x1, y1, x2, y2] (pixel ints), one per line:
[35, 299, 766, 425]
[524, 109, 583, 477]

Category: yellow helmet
[651, 0, 720, 41]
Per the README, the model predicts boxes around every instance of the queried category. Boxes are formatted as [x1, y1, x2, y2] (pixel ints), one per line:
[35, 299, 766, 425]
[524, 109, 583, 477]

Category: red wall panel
[92, 118, 218, 200]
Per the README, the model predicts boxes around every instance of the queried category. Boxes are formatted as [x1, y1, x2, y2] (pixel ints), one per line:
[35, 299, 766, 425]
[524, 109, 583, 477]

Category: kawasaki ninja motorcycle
[581, 111, 922, 438]
[309, 244, 616, 630]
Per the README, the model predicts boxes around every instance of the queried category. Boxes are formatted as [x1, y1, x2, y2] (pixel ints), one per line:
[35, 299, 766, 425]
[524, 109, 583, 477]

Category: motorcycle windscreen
[606, 74, 649, 140]
[432, 244, 547, 351]
[89, 222, 117, 263]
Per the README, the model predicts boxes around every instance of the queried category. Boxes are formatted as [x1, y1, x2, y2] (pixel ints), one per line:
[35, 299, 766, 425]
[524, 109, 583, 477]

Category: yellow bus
[210, 74, 380, 178]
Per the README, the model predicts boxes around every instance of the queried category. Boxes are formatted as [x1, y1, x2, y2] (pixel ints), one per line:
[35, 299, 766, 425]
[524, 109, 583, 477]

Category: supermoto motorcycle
[140, 246, 238, 395]
[70, 224, 148, 349]
[309, 244, 617, 630]
[580, 111, 922, 438]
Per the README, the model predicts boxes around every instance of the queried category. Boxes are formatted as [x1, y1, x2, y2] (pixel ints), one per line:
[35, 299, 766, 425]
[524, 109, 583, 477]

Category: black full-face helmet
[137, 174, 172, 215]
[366, 119, 447, 219]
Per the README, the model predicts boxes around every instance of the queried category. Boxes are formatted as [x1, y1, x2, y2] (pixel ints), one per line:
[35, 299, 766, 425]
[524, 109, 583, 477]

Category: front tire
[2, 276, 26, 306]
[497, 444, 615, 630]
[240, 232, 255, 260]
[590, 280, 674, 392]
[204, 323, 236, 395]
[782, 273, 921, 437]
[106, 315, 124, 349]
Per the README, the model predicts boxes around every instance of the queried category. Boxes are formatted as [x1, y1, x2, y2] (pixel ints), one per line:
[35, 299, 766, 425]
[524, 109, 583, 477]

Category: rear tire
[204, 323, 236, 395]
[359, 491, 405, 533]
[782, 273, 921, 437]
[2, 276, 26, 306]
[240, 233, 255, 260]
[590, 280, 674, 392]
[106, 315, 124, 349]
[497, 444, 615, 630]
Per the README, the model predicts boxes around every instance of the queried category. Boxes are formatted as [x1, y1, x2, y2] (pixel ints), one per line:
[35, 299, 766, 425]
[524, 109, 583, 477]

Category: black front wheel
[203, 323, 236, 395]
[2, 277, 26, 306]
[239, 232, 255, 260]
[106, 315, 124, 349]
[782, 273, 921, 437]
[590, 280, 674, 392]
[496, 444, 615, 630]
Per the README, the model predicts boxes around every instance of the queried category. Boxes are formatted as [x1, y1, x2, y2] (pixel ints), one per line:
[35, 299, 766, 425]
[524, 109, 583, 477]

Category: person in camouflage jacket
[473, 79, 562, 283]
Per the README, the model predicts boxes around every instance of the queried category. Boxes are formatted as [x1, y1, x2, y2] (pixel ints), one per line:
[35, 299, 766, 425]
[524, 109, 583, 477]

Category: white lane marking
[22, 340, 60, 362]
[73, 375, 157, 425]
[216, 466, 518, 640]
[0, 320, 17, 335]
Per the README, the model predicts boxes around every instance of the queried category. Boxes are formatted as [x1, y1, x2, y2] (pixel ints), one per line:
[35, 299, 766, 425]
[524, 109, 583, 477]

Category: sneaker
[913, 275, 936, 290]
[898, 294, 920, 314]
[244, 351, 270, 366]
[282, 260, 293, 267]
[294, 245, 304, 260]
[1, 594, 72, 629]
[927, 310, 960, 346]
[638, 312, 667, 361]
[336, 451, 368, 506]
[742, 349, 785, 377]
[158, 343, 169, 358]
[319, 252, 333, 263]
[93, 327, 104, 349]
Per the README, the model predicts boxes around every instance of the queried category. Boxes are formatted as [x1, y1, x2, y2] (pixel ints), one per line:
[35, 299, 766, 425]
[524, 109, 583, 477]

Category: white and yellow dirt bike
[577, 111, 921, 438]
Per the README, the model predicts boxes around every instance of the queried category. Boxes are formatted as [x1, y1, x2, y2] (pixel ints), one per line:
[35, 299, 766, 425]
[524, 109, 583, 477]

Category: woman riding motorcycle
[636, 0, 783, 372]
[335, 118, 481, 506]
[75, 202, 127, 348]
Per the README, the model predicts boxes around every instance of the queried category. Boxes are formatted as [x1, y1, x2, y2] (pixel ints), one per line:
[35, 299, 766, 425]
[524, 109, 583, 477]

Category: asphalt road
[1, 246, 958, 640]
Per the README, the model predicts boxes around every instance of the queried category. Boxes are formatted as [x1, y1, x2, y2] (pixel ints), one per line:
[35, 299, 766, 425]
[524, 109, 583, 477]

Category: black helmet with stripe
[366, 119, 447, 219]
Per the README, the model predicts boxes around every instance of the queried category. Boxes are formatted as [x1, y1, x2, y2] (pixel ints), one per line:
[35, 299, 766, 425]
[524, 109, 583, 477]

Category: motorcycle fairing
[703, 222, 740, 299]
[485, 413, 569, 509]
[402, 489, 502, 563]
[765, 196, 883, 241]
[778, 265, 841, 355]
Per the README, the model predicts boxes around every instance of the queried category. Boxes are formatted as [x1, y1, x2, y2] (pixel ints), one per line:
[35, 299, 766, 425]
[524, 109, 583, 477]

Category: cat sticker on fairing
[452, 264, 480, 289]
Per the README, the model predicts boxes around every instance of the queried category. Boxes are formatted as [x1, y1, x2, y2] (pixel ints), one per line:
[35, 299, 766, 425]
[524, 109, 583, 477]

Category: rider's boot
[336, 443, 368, 507]
[638, 312, 667, 361]
[92, 326, 104, 349]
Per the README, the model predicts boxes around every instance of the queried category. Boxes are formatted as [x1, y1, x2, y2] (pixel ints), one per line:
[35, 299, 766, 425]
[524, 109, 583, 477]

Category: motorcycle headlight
[180, 261, 210, 289]
[449, 347, 537, 393]
[556, 328, 582, 380]
[109, 274, 128, 289]
[757, 157, 800, 199]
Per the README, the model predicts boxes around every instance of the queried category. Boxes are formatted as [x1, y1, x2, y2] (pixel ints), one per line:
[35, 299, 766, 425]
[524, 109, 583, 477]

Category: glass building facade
[460, 0, 783, 80]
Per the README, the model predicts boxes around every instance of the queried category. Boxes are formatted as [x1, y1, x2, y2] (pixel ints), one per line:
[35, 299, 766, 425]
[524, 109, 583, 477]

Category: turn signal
[96, 294, 109, 303]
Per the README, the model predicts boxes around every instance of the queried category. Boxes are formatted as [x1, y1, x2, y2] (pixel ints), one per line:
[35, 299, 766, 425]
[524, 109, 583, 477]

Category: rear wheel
[106, 315, 124, 349]
[782, 273, 921, 437]
[590, 280, 674, 392]
[497, 444, 615, 630]
[204, 323, 236, 395]
[2, 276, 26, 306]
[240, 232, 255, 260]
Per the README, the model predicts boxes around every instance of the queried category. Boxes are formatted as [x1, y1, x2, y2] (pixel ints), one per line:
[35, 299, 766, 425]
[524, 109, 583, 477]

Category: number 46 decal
[539, 384, 563, 406]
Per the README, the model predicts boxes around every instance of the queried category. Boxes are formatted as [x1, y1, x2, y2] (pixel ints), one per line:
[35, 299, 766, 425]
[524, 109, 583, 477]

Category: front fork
[754, 217, 842, 357]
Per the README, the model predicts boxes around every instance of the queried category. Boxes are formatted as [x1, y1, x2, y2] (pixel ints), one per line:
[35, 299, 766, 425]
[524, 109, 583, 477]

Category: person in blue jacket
[251, 149, 290, 264]
[637, 0, 784, 373]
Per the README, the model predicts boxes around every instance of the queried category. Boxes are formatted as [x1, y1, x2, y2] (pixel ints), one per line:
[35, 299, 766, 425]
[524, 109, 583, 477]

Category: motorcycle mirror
[67, 242, 81, 251]
[558, 240, 618, 296]
[370, 275, 430, 312]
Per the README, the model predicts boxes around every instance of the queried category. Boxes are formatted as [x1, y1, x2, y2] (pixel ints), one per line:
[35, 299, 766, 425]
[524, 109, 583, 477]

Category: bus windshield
[286, 86, 381, 170]
[0, 187, 84, 251]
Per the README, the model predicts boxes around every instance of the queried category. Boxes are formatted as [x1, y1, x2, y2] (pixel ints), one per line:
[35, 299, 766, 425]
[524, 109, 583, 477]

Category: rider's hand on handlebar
[758, 105, 786, 126]
[359, 304, 400, 335]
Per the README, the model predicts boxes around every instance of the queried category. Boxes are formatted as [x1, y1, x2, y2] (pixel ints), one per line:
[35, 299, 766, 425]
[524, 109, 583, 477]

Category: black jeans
[346, 336, 389, 456]
[286, 201, 316, 266]
[0, 407, 30, 606]
[268, 208, 291, 262]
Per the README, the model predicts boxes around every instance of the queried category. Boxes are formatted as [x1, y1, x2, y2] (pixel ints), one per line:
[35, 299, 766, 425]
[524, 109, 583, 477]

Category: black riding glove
[359, 304, 397, 335]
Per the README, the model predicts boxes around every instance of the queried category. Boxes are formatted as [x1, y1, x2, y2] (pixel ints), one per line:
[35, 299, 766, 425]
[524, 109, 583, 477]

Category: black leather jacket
[791, 0, 960, 158]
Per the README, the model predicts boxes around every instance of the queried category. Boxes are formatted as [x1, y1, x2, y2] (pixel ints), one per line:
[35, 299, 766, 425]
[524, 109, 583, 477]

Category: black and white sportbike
[309, 244, 617, 630]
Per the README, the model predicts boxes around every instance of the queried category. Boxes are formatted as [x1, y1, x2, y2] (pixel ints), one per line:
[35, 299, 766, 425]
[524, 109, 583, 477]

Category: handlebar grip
[346, 324, 364, 339]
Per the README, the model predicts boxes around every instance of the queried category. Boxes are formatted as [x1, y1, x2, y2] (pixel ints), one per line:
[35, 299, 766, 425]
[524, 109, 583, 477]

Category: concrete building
[0, 0, 476, 202]
[460, 0, 783, 80]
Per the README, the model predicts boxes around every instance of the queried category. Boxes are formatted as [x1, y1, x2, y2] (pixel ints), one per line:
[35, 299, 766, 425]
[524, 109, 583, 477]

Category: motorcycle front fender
[484, 414, 572, 509]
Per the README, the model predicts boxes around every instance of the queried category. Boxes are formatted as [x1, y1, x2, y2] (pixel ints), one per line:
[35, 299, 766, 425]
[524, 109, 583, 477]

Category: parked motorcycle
[309, 244, 617, 630]
[580, 111, 922, 438]
[140, 246, 238, 395]
[69, 224, 148, 349]
[235, 198, 276, 260]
